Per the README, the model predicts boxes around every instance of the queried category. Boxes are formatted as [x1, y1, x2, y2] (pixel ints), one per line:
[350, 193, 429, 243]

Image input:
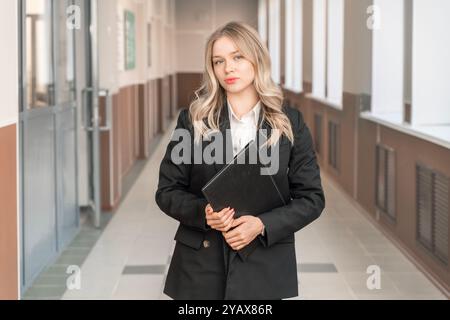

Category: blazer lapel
[213, 101, 233, 174]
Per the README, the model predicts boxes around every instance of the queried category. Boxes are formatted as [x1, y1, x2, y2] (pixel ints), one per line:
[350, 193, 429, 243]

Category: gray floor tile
[22, 286, 67, 299]
[298, 263, 338, 273]
[122, 265, 167, 275]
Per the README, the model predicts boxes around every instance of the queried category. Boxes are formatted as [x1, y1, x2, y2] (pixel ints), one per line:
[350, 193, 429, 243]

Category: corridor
[1, 0, 449, 301]
[21, 114, 446, 300]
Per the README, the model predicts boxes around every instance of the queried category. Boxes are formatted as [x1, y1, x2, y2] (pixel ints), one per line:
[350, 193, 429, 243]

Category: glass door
[19, 0, 79, 292]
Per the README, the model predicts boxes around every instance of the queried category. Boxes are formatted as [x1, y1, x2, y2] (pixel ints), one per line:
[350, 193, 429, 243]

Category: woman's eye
[214, 60, 223, 65]
[234, 55, 243, 61]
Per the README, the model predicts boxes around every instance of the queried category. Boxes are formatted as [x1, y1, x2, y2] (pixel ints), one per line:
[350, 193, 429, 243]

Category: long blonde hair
[188, 21, 294, 147]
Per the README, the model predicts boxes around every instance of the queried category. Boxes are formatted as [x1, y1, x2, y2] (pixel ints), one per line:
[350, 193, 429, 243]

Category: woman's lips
[225, 78, 238, 84]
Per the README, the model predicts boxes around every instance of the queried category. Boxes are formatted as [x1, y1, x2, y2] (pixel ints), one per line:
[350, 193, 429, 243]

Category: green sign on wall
[124, 10, 136, 70]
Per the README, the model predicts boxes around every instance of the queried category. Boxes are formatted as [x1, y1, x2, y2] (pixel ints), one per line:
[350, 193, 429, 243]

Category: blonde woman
[155, 22, 325, 300]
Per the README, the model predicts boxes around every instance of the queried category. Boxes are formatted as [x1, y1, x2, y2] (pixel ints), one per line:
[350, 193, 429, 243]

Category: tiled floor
[22, 213, 112, 300]
[48, 113, 446, 300]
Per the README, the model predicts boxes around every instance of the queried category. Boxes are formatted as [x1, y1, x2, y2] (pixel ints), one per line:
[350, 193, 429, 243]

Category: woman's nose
[224, 60, 236, 73]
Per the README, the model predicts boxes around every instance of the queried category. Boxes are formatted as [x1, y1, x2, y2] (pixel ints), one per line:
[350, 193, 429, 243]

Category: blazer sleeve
[258, 109, 325, 247]
[155, 109, 210, 232]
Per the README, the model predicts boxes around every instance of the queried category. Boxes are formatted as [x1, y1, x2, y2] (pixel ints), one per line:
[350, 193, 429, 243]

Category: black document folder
[201, 140, 286, 260]
[201, 139, 286, 217]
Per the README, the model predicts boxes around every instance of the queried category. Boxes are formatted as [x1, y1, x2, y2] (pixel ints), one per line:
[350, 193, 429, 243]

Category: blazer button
[203, 240, 210, 248]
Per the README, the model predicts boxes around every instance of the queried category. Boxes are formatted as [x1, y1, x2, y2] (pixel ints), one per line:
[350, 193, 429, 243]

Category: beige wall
[117, 0, 145, 87]
[0, 1, 19, 127]
[98, 0, 119, 93]
[98, 0, 177, 93]
[343, 0, 372, 95]
[404, 0, 412, 103]
[303, 0, 313, 84]
[175, 0, 258, 73]
[302, 0, 373, 93]
[215, 0, 259, 28]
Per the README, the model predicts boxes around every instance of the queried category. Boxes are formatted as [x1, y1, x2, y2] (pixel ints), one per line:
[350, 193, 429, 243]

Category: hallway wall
[0, 1, 19, 300]
[94, 0, 259, 210]
[174, 0, 259, 108]
[0, 0, 19, 126]
[96, 0, 178, 210]
[280, 0, 449, 295]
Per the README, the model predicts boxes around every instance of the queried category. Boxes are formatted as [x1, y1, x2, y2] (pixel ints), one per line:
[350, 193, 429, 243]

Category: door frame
[82, 0, 103, 228]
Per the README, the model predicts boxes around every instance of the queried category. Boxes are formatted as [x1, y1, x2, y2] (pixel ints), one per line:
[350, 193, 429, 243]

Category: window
[26, 0, 54, 108]
[365, 0, 450, 147]
[268, 0, 281, 84]
[311, 0, 344, 107]
[56, 0, 76, 104]
[258, 0, 268, 44]
[284, 0, 303, 93]
[404, 0, 412, 122]
[371, 0, 404, 116]
[312, 0, 326, 98]
[411, 0, 450, 126]
[326, 0, 344, 106]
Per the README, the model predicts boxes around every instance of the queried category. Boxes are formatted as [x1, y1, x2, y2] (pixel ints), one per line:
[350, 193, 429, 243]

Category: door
[19, 0, 79, 291]
[80, 0, 110, 228]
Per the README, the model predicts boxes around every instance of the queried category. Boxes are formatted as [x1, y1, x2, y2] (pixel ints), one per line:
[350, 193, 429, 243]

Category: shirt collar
[227, 99, 261, 125]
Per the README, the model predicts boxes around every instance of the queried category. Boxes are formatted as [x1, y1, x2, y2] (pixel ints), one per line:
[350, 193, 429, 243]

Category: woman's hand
[205, 204, 235, 232]
[222, 216, 264, 250]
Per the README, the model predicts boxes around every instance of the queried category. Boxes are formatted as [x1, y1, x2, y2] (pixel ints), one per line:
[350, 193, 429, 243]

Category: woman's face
[212, 36, 255, 95]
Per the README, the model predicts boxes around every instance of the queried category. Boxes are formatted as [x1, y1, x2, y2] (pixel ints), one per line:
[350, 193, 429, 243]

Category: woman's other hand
[222, 216, 264, 250]
[205, 204, 235, 232]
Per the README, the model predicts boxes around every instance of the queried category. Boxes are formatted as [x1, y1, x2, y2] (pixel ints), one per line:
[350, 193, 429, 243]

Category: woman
[155, 21, 325, 300]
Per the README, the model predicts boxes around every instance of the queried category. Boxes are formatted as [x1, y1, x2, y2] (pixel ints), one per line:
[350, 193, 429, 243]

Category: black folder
[201, 140, 286, 260]
[201, 139, 286, 218]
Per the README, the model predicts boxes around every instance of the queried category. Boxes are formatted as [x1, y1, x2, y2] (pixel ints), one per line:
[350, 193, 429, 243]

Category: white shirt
[227, 99, 266, 236]
[227, 99, 261, 157]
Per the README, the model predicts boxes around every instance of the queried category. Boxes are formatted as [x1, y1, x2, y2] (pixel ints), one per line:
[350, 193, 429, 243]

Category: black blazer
[155, 101, 325, 300]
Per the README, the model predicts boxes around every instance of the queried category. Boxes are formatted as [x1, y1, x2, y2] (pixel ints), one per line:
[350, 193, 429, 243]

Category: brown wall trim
[100, 77, 173, 211]
[284, 86, 358, 198]
[161, 76, 172, 132]
[169, 74, 178, 119]
[156, 78, 163, 134]
[138, 83, 149, 159]
[0, 123, 18, 299]
[100, 93, 121, 211]
[176, 73, 202, 110]
[357, 117, 377, 216]
[147, 79, 158, 138]
[379, 125, 450, 294]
